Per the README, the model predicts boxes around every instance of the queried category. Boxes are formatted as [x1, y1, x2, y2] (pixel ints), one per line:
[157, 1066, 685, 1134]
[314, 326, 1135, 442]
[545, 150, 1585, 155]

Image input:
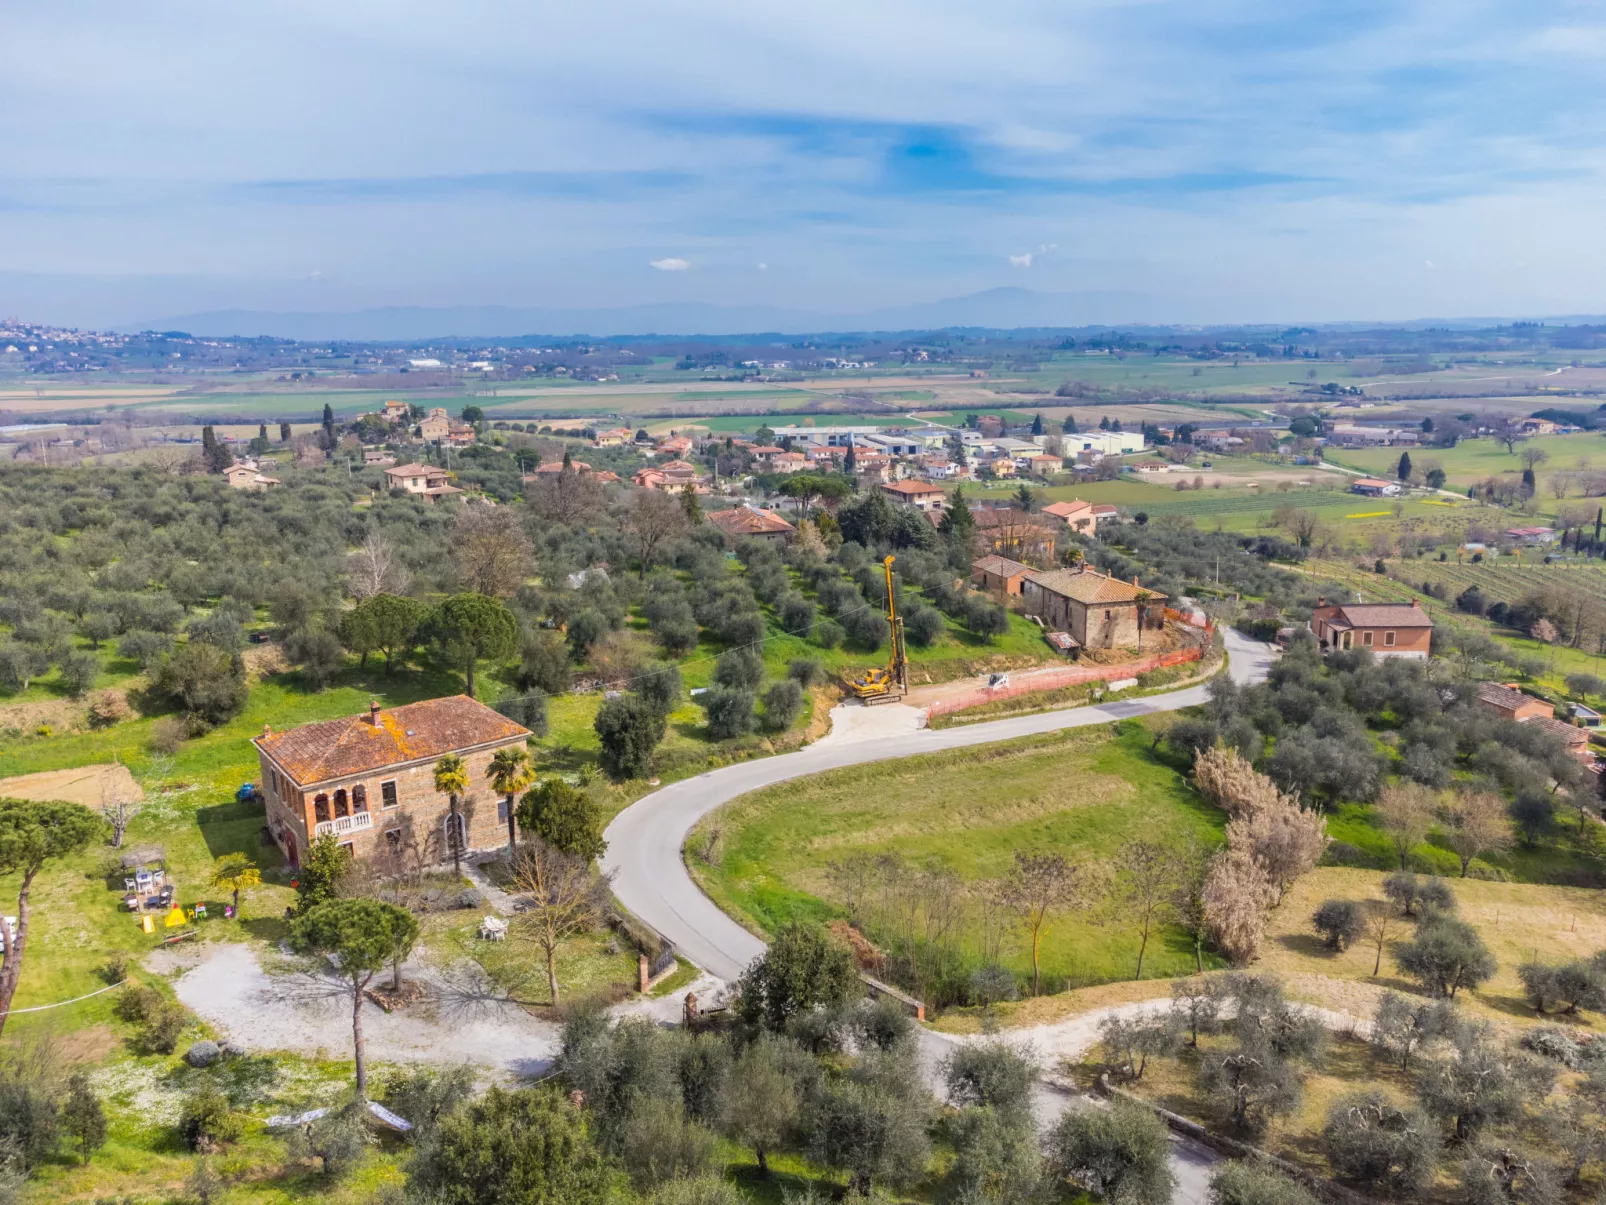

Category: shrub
[148, 715, 187, 755]
[702, 688, 756, 741]
[1312, 899, 1364, 950]
[1320, 1091, 1439, 1195]
[141, 1001, 189, 1054]
[594, 695, 666, 780]
[761, 679, 805, 733]
[288, 1102, 373, 1179]
[841, 605, 887, 651]
[566, 608, 612, 660]
[516, 630, 572, 693]
[969, 964, 1018, 1007]
[115, 981, 163, 1023]
[178, 1079, 241, 1151]
[1520, 1025, 1583, 1068]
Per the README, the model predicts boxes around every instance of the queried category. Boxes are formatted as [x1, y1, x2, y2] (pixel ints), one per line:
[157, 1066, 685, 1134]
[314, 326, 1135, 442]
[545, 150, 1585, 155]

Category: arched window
[352, 784, 368, 813]
[333, 789, 349, 818]
[314, 794, 330, 822]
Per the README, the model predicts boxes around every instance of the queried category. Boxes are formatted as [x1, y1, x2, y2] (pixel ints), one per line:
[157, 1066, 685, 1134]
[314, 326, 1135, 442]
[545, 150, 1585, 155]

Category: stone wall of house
[260, 739, 525, 868]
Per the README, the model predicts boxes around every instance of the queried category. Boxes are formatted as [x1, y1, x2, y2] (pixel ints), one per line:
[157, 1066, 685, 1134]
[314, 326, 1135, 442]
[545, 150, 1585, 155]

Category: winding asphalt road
[602, 627, 1277, 1202]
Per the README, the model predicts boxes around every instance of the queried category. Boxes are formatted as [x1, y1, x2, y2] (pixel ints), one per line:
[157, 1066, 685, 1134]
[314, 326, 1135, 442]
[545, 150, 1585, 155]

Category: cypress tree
[1397, 451, 1413, 481]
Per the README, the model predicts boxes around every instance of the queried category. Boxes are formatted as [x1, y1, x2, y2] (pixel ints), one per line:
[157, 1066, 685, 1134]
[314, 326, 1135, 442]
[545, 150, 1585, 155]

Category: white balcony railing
[314, 811, 373, 838]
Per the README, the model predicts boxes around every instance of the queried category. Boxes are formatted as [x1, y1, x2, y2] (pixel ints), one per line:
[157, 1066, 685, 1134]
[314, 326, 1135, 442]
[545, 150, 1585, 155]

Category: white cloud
[1008, 253, 1033, 268]
[649, 257, 691, 271]
[757, 262, 768, 271]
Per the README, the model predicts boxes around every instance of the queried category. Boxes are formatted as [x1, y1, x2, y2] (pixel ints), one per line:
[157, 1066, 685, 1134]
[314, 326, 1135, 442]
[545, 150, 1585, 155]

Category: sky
[5, 0, 1606, 329]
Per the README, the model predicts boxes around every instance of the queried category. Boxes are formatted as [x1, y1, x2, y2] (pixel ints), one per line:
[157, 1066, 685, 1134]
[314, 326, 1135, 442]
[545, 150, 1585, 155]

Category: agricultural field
[689, 722, 1230, 995]
[1327, 432, 1606, 501]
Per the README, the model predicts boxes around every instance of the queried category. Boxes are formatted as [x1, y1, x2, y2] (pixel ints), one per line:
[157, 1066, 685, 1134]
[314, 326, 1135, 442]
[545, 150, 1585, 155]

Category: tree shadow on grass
[1277, 933, 1337, 959]
[241, 916, 292, 944]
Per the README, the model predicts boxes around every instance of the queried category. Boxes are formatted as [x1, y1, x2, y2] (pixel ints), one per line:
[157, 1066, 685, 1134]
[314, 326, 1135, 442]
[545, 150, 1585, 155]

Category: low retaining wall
[926, 645, 1205, 718]
[1096, 1074, 1378, 1205]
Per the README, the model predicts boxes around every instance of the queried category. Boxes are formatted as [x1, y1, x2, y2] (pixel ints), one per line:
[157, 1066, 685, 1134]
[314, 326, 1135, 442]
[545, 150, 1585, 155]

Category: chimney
[369, 700, 382, 726]
[262, 723, 271, 738]
[1316, 596, 1325, 606]
[1411, 597, 1420, 608]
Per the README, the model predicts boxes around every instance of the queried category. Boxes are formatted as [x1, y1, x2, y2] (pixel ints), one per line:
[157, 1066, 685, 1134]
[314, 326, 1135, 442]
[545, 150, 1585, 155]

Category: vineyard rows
[1383, 559, 1606, 606]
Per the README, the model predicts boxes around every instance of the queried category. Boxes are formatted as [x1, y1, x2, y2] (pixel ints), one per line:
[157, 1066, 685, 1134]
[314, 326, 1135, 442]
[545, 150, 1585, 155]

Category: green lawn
[1327, 431, 1606, 506]
[689, 721, 1228, 994]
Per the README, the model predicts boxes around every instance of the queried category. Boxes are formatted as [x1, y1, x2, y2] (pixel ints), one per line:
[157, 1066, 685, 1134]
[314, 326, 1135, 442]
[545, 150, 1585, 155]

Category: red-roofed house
[1475, 682, 1552, 723]
[707, 505, 795, 543]
[1021, 566, 1166, 650]
[1309, 598, 1432, 659]
[385, 463, 464, 502]
[972, 554, 1033, 597]
[1040, 499, 1097, 534]
[879, 480, 946, 510]
[253, 696, 531, 868]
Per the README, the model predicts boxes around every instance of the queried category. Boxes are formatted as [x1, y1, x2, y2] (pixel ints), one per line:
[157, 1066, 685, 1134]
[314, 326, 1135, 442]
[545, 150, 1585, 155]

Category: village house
[222, 462, 280, 491]
[417, 407, 452, 441]
[706, 505, 795, 543]
[254, 696, 532, 868]
[1023, 453, 1063, 476]
[972, 554, 1033, 598]
[443, 422, 477, 448]
[1309, 598, 1432, 658]
[1475, 682, 1553, 723]
[384, 462, 463, 502]
[880, 480, 946, 510]
[768, 451, 809, 474]
[1350, 477, 1402, 497]
[1506, 526, 1557, 545]
[1020, 566, 1167, 651]
[972, 507, 1057, 562]
[851, 452, 893, 482]
[382, 399, 411, 424]
[1040, 499, 1100, 534]
[633, 459, 706, 492]
[655, 435, 694, 457]
[592, 427, 634, 448]
[363, 449, 397, 467]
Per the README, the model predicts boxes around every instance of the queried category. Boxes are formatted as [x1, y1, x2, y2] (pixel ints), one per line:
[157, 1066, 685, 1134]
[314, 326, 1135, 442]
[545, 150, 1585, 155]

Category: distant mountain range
[131, 287, 1185, 341]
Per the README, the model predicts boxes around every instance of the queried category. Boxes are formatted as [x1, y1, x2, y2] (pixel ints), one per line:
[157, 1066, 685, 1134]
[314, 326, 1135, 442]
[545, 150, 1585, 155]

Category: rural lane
[603, 628, 1277, 1204]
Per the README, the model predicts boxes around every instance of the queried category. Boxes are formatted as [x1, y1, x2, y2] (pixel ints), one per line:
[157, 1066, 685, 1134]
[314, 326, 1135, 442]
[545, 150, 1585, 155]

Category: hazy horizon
[8, 2, 1606, 329]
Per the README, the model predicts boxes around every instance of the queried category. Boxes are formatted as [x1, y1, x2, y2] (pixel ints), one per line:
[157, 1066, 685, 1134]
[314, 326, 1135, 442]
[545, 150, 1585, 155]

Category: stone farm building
[1020, 566, 1166, 650]
[253, 696, 531, 869]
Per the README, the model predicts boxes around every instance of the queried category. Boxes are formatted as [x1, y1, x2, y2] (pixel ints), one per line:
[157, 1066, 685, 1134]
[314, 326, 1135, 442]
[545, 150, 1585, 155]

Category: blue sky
[5, 0, 1606, 327]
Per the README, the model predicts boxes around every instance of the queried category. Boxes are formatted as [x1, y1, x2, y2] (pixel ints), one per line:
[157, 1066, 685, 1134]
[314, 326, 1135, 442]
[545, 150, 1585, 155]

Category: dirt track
[0, 763, 142, 807]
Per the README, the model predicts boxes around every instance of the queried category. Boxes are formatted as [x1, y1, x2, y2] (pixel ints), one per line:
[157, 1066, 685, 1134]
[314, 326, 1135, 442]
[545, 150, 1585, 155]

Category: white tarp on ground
[266, 1101, 412, 1132]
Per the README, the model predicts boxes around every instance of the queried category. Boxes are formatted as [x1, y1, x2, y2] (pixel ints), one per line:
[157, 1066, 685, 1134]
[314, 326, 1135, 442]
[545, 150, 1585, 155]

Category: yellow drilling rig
[850, 555, 908, 704]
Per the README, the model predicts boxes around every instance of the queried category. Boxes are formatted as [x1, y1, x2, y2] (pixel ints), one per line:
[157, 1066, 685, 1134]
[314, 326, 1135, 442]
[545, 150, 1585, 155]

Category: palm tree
[1134, 590, 1156, 650]
[209, 852, 261, 916]
[433, 754, 470, 877]
[487, 746, 535, 854]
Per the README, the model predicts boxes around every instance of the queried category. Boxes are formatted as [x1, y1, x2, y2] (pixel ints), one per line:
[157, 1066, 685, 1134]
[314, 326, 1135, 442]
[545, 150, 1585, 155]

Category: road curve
[603, 628, 1275, 1204]
[603, 628, 1276, 981]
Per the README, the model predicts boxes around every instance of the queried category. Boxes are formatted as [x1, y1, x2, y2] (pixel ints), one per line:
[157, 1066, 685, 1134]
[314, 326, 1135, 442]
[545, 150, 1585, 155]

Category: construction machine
[850, 555, 909, 704]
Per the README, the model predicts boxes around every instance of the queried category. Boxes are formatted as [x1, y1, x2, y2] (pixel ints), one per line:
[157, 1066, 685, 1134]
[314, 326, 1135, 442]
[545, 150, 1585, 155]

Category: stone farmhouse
[253, 696, 531, 869]
[1020, 565, 1166, 650]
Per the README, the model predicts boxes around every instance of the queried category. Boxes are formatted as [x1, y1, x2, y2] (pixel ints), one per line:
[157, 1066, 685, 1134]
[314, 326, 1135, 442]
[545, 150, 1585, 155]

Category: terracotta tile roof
[385, 463, 446, 478]
[971, 507, 1051, 531]
[1478, 682, 1538, 711]
[1041, 500, 1092, 519]
[707, 506, 795, 537]
[255, 696, 528, 786]
[1528, 715, 1587, 744]
[1328, 602, 1433, 628]
[880, 479, 944, 495]
[973, 554, 1032, 577]
[1024, 566, 1165, 605]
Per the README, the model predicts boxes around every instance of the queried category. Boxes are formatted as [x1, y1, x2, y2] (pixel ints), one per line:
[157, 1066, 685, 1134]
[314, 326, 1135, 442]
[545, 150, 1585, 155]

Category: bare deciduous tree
[998, 851, 1093, 996]
[1375, 783, 1437, 871]
[348, 530, 409, 600]
[625, 490, 689, 579]
[1359, 900, 1405, 977]
[451, 505, 533, 598]
[509, 841, 613, 1005]
[1439, 790, 1514, 877]
[526, 464, 605, 525]
[1108, 838, 1184, 979]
